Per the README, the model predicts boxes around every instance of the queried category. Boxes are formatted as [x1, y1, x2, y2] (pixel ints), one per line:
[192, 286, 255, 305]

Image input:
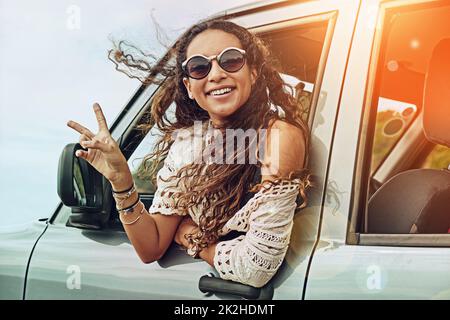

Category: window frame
[347, 0, 450, 247]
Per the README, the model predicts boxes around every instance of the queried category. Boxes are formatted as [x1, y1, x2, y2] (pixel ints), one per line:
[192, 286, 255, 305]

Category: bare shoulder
[270, 119, 305, 138]
[261, 118, 306, 180]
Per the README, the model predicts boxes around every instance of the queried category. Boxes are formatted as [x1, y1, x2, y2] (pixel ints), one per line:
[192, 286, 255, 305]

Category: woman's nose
[208, 60, 227, 82]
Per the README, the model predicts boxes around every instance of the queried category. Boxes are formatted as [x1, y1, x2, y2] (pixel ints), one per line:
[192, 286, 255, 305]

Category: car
[1, 0, 449, 300]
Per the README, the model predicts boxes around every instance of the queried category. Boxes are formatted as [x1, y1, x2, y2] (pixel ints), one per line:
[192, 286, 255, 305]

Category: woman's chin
[205, 101, 241, 118]
[210, 106, 240, 120]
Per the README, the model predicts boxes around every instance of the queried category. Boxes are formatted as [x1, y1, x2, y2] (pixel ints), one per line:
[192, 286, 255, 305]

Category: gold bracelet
[120, 213, 142, 225]
[119, 202, 145, 225]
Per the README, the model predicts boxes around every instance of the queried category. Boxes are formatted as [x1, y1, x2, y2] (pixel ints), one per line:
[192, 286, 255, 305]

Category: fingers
[80, 139, 110, 153]
[67, 120, 95, 139]
[93, 103, 109, 132]
[67, 102, 109, 135]
[79, 133, 91, 145]
[75, 149, 88, 159]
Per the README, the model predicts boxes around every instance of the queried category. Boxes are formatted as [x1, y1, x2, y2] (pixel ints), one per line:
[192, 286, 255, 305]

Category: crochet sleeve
[213, 179, 301, 288]
[147, 141, 188, 217]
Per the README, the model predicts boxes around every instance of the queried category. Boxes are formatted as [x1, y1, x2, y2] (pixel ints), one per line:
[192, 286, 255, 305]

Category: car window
[260, 21, 326, 122]
[370, 2, 450, 174]
[127, 21, 328, 194]
[363, 1, 450, 235]
[127, 104, 176, 194]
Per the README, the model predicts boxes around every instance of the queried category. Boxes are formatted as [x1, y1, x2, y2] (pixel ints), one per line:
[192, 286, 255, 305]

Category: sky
[0, 0, 257, 227]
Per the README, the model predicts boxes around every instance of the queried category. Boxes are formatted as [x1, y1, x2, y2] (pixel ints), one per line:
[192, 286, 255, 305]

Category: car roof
[210, 0, 313, 19]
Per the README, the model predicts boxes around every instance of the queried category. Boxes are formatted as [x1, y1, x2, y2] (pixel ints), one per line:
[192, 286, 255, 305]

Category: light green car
[1, 0, 449, 300]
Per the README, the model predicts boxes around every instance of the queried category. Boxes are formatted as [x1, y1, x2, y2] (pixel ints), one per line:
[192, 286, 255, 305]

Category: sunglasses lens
[220, 49, 245, 72]
[186, 56, 210, 79]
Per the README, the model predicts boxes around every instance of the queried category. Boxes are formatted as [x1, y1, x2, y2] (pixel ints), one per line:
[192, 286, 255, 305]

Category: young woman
[67, 18, 311, 288]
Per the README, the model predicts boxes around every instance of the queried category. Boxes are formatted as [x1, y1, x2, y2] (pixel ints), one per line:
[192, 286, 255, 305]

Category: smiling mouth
[206, 87, 236, 96]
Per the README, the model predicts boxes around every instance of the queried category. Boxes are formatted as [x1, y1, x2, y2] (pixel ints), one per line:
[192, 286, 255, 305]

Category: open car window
[362, 1, 450, 236]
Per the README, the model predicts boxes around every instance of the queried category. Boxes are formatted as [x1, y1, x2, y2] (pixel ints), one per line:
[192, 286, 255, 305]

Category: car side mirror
[57, 143, 111, 229]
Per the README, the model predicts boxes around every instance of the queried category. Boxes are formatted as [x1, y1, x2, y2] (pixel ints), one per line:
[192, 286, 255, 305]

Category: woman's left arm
[198, 243, 217, 267]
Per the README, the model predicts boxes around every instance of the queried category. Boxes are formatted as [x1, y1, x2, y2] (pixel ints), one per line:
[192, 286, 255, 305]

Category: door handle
[199, 274, 274, 300]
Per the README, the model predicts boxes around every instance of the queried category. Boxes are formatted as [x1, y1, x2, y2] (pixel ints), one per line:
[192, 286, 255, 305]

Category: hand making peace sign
[67, 103, 131, 186]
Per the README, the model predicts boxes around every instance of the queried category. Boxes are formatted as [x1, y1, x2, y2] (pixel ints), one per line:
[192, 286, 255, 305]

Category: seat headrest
[423, 38, 450, 148]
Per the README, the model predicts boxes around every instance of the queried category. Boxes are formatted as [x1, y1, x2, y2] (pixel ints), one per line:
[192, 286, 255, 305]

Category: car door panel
[25, 223, 219, 299]
[0, 220, 48, 299]
[305, 0, 450, 299]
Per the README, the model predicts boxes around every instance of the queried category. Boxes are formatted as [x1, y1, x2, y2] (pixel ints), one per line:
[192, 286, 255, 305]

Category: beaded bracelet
[112, 184, 137, 209]
[112, 183, 136, 200]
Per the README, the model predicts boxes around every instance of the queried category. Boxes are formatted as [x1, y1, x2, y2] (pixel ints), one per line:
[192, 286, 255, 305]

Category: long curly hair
[109, 17, 312, 252]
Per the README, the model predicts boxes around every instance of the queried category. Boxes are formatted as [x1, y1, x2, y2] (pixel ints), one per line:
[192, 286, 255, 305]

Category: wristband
[117, 197, 140, 214]
[112, 183, 134, 194]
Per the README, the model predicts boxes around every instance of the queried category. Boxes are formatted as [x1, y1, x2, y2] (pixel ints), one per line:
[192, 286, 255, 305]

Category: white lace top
[148, 119, 302, 288]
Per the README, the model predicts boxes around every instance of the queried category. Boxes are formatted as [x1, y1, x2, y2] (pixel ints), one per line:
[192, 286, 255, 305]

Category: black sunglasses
[182, 47, 246, 80]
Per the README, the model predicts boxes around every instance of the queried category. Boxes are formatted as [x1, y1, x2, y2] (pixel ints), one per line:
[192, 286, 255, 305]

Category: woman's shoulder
[261, 118, 307, 179]
[267, 117, 304, 135]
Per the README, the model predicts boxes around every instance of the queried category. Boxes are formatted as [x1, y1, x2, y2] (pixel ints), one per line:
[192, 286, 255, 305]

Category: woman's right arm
[67, 103, 183, 263]
[111, 174, 184, 263]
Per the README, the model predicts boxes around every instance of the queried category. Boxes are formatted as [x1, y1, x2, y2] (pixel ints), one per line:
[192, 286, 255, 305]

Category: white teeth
[209, 87, 233, 96]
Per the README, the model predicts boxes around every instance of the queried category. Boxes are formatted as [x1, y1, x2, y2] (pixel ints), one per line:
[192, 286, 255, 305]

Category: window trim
[347, 0, 450, 246]
[358, 233, 450, 247]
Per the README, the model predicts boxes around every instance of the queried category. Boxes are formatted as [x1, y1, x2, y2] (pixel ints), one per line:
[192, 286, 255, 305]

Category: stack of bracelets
[112, 183, 145, 225]
[112, 182, 203, 259]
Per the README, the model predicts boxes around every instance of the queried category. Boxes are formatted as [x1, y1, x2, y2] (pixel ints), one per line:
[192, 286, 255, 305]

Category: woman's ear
[250, 68, 258, 85]
[183, 77, 194, 99]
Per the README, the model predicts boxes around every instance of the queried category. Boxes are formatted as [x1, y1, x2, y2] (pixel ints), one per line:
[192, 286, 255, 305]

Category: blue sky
[0, 0, 255, 226]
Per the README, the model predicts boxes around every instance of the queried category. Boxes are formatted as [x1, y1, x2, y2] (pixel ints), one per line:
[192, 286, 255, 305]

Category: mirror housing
[57, 143, 112, 229]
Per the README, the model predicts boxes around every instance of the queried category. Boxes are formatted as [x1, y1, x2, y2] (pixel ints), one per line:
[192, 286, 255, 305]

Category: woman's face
[182, 29, 257, 127]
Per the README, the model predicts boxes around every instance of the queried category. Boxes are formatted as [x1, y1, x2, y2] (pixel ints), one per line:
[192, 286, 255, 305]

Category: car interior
[367, 38, 450, 234]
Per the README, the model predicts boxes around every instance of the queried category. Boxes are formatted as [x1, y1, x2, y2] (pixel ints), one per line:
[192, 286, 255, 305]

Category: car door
[24, 0, 360, 300]
[305, 0, 450, 299]
[24, 84, 215, 300]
